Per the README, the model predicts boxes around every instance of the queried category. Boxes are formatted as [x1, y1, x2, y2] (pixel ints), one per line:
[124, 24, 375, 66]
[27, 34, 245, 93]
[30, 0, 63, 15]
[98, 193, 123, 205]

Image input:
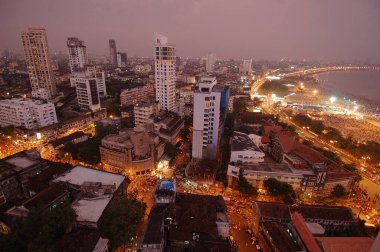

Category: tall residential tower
[192, 77, 229, 159]
[22, 27, 57, 100]
[67, 37, 87, 74]
[67, 37, 106, 111]
[154, 33, 176, 112]
[206, 52, 216, 72]
[109, 39, 117, 65]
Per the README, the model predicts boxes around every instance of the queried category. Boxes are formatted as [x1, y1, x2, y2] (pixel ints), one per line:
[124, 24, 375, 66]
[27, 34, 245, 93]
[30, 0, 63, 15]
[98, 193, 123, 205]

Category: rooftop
[55, 229, 103, 252]
[142, 205, 166, 245]
[255, 201, 291, 220]
[168, 193, 227, 238]
[316, 237, 374, 252]
[262, 222, 299, 252]
[290, 204, 355, 222]
[53, 166, 124, 189]
[231, 131, 262, 152]
[50, 131, 89, 148]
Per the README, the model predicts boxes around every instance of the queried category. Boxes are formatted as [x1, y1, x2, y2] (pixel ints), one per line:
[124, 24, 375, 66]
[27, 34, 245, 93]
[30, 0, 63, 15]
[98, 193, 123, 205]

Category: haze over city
[1, 0, 380, 62]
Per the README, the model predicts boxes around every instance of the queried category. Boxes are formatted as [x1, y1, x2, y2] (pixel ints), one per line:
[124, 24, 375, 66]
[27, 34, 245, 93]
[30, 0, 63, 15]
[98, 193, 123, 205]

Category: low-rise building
[230, 131, 265, 164]
[49, 131, 90, 149]
[0, 149, 50, 205]
[55, 229, 109, 252]
[134, 101, 159, 126]
[100, 126, 165, 176]
[252, 201, 356, 236]
[120, 84, 155, 106]
[227, 162, 310, 189]
[0, 98, 57, 129]
[53, 166, 126, 228]
[138, 193, 233, 252]
[152, 112, 184, 144]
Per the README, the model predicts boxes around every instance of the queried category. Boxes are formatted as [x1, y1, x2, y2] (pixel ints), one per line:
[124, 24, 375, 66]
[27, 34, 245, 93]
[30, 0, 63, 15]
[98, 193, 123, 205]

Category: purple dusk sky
[1, 0, 380, 62]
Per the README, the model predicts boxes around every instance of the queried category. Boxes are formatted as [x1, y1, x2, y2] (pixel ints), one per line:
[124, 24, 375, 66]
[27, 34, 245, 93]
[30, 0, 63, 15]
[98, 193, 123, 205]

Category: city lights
[329, 96, 337, 103]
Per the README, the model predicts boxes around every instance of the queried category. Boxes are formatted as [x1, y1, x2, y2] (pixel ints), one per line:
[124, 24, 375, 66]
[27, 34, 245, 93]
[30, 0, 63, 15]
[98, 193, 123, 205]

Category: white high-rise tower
[192, 77, 229, 159]
[154, 33, 176, 112]
[206, 52, 216, 72]
[22, 27, 57, 100]
[67, 37, 88, 75]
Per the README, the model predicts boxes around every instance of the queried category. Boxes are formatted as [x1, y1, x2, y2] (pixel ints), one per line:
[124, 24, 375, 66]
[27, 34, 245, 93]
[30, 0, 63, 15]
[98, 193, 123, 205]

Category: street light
[312, 89, 318, 95]
[329, 96, 337, 103]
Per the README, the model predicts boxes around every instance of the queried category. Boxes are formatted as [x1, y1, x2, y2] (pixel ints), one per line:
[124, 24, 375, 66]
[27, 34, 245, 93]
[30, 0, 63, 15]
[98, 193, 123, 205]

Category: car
[246, 228, 252, 235]
[256, 244, 262, 251]
[251, 236, 257, 244]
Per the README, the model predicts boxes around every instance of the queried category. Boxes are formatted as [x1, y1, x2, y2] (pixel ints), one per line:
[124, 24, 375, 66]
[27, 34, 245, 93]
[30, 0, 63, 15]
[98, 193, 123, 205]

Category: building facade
[192, 77, 229, 159]
[154, 33, 176, 112]
[116, 52, 127, 68]
[206, 52, 216, 72]
[67, 37, 87, 76]
[73, 77, 101, 111]
[22, 27, 57, 100]
[100, 127, 165, 176]
[120, 84, 155, 106]
[134, 102, 159, 126]
[0, 98, 57, 129]
[109, 39, 117, 65]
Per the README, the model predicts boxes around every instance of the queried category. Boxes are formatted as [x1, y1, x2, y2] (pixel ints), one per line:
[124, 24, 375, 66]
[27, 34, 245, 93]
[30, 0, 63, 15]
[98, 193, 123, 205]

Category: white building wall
[192, 77, 222, 159]
[154, 33, 176, 112]
[0, 98, 57, 129]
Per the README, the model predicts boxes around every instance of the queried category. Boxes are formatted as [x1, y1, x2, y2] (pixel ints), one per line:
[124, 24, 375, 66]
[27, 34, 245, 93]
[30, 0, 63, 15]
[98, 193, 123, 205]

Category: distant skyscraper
[154, 33, 176, 112]
[67, 37, 87, 74]
[240, 59, 253, 74]
[109, 39, 117, 65]
[67, 37, 106, 110]
[192, 77, 229, 159]
[116, 52, 127, 68]
[22, 27, 57, 100]
[206, 52, 216, 72]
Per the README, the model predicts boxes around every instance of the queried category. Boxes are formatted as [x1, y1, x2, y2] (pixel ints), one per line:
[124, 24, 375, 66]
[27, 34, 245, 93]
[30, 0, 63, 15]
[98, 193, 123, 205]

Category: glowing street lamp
[329, 96, 337, 103]
[312, 89, 318, 95]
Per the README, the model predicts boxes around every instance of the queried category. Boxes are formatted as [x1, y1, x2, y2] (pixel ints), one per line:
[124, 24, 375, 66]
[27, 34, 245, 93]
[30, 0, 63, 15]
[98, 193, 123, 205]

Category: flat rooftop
[72, 196, 113, 224]
[5, 157, 38, 171]
[53, 166, 124, 189]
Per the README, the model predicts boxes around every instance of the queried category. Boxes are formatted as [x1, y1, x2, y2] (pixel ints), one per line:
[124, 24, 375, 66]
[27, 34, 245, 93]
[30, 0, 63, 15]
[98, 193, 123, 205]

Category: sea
[314, 70, 380, 105]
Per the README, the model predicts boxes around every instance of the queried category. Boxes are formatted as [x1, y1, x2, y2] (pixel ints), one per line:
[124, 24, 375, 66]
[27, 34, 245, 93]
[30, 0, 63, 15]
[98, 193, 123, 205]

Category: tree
[331, 184, 347, 198]
[0, 202, 76, 252]
[100, 199, 146, 250]
[237, 168, 256, 195]
[165, 143, 180, 158]
[264, 178, 293, 196]
[233, 98, 248, 116]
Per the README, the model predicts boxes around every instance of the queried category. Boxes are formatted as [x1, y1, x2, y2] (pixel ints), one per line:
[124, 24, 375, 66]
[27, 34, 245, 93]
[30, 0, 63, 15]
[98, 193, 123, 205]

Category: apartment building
[0, 98, 57, 129]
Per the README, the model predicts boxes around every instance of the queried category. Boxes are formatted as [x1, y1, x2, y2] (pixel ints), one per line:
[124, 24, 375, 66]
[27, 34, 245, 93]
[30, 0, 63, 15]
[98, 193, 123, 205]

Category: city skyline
[0, 0, 380, 62]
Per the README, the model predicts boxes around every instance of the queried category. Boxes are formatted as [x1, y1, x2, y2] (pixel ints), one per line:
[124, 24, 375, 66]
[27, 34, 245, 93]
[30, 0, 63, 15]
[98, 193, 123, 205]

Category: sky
[1, 0, 380, 62]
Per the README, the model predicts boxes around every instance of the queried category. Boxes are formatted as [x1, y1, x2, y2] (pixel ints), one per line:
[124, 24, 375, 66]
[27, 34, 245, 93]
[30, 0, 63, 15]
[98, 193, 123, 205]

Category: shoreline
[312, 71, 380, 109]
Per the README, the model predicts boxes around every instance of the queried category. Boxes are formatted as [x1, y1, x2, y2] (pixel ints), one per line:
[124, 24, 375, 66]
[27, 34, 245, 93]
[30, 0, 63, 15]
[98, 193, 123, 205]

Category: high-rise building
[206, 52, 216, 72]
[116, 52, 127, 68]
[192, 77, 229, 159]
[154, 33, 176, 112]
[67, 38, 107, 102]
[67, 37, 87, 75]
[74, 76, 101, 111]
[0, 98, 57, 129]
[22, 27, 57, 100]
[109, 39, 117, 65]
[240, 59, 253, 74]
